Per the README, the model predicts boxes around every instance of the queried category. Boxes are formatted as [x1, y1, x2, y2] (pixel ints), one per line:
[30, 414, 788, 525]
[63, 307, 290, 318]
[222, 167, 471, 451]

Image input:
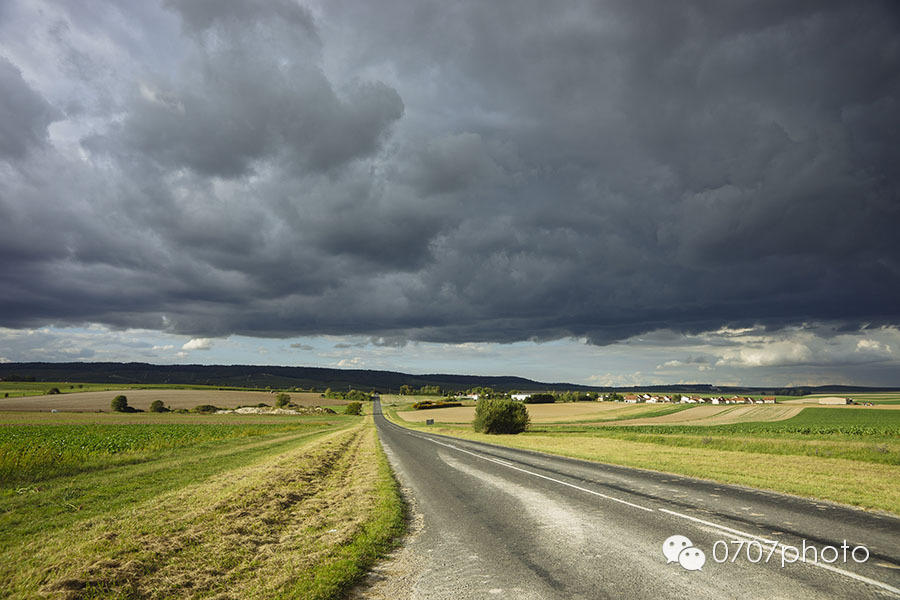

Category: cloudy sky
[1, 0, 899, 386]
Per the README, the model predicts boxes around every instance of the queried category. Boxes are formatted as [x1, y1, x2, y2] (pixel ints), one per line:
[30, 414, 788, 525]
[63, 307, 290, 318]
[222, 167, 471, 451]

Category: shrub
[345, 389, 371, 403]
[412, 400, 463, 410]
[47, 388, 61, 395]
[149, 400, 167, 413]
[192, 404, 219, 414]
[473, 398, 529, 434]
[344, 401, 363, 415]
[524, 393, 555, 404]
[275, 393, 291, 408]
[111, 395, 129, 412]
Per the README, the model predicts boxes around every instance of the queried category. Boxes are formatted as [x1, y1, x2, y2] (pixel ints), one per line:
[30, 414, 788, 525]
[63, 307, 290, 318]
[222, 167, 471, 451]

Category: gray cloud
[0, 0, 898, 361]
[0, 56, 60, 158]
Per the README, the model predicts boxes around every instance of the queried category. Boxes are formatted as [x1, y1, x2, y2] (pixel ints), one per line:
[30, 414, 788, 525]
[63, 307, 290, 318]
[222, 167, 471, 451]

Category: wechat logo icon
[663, 535, 706, 571]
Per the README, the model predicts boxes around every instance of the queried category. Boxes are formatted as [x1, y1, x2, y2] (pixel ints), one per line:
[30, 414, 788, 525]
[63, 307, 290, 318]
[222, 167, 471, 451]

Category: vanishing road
[373, 399, 900, 599]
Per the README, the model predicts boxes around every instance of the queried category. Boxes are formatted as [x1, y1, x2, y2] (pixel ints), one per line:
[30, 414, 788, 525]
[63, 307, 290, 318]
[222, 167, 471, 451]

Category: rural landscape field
[0, 388, 403, 600]
[2, 381, 900, 599]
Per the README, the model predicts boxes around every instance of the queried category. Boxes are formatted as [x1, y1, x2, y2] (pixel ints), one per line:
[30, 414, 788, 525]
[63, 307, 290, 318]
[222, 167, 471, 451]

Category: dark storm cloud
[0, 56, 60, 158]
[0, 0, 898, 346]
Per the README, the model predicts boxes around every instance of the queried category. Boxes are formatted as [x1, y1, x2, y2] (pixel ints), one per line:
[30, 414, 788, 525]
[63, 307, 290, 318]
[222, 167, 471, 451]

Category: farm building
[818, 397, 851, 405]
[510, 393, 531, 401]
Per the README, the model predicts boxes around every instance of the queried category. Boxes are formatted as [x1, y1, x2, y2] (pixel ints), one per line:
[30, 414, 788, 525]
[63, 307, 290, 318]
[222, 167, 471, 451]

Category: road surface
[372, 400, 900, 599]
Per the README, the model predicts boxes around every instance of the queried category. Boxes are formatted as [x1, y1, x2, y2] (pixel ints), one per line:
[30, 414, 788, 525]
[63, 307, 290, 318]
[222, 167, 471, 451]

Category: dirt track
[0, 390, 345, 411]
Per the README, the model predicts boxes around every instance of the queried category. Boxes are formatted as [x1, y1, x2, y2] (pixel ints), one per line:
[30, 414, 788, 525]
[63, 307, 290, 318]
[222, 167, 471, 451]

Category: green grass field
[0, 411, 403, 600]
[385, 401, 900, 515]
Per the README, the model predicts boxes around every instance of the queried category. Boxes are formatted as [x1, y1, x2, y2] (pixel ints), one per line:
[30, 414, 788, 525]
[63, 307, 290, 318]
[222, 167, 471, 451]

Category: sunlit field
[0, 406, 402, 599]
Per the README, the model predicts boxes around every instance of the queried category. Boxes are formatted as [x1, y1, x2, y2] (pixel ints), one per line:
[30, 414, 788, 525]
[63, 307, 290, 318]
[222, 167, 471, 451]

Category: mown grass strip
[0, 427, 339, 547]
[2, 420, 405, 600]
[273, 423, 406, 600]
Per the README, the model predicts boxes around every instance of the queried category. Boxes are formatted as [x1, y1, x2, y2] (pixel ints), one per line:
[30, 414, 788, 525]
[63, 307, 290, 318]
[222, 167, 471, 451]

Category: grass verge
[2, 418, 405, 599]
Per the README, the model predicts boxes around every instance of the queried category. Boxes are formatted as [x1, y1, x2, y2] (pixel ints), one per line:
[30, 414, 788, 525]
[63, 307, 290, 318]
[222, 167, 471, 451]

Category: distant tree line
[322, 388, 374, 402]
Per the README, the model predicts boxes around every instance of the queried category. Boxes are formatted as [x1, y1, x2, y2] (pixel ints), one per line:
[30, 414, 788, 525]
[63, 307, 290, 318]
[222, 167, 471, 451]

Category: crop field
[0, 389, 344, 412]
[599, 404, 806, 425]
[0, 411, 403, 599]
[397, 401, 812, 425]
[387, 404, 900, 514]
[398, 401, 682, 423]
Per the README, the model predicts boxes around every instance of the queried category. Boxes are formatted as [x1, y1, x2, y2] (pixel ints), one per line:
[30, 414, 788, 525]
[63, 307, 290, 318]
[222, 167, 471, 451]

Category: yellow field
[0, 390, 344, 412]
[400, 402, 662, 423]
[606, 404, 804, 426]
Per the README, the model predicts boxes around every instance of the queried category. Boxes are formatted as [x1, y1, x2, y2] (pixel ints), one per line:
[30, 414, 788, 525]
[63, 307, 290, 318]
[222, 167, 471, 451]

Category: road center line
[659, 508, 900, 597]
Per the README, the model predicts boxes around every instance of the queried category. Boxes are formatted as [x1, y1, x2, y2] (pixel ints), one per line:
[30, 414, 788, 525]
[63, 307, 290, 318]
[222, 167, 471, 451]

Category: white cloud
[716, 341, 813, 368]
[337, 357, 364, 368]
[182, 338, 213, 351]
[856, 339, 891, 354]
[152, 344, 175, 351]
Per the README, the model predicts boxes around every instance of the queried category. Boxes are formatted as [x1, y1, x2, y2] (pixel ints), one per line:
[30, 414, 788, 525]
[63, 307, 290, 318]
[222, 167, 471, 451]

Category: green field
[386, 401, 900, 514]
[0, 411, 403, 599]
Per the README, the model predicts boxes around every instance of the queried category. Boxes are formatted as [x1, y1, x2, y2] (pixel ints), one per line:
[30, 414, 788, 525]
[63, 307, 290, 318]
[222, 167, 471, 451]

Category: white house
[510, 393, 531, 401]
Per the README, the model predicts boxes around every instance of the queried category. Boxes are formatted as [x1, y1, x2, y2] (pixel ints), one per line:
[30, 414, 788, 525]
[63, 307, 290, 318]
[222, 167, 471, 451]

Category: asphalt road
[373, 399, 900, 600]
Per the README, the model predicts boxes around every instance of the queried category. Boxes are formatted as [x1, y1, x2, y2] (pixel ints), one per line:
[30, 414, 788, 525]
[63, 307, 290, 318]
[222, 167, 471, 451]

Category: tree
[473, 398, 529, 434]
[149, 399, 167, 413]
[275, 393, 291, 408]
[399, 385, 413, 396]
[524, 393, 554, 404]
[47, 387, 61, 395]
[344, 401, 363, 415]
[111, 395, 129, 412]
[345, 389, 370, 403]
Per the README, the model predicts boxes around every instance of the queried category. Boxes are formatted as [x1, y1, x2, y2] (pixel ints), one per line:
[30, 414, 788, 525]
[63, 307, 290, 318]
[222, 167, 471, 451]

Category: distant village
[614, 393, 775, 405]
[454, 391, 781, 404]
[442, 388, 859, 406]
